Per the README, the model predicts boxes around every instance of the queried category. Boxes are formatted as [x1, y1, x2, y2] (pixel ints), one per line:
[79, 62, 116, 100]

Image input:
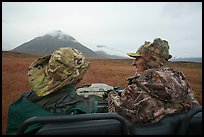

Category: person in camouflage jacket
[108, 38, 200, 124]
[7, 48, 98, 135]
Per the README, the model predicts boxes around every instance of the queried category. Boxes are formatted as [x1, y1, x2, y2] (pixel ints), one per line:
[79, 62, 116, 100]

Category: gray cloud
[162, 2, 202, 18]
[2, 2, 202, 58]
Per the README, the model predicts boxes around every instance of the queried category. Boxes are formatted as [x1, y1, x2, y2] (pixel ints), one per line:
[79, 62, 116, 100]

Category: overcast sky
[2, 2, 202, 58]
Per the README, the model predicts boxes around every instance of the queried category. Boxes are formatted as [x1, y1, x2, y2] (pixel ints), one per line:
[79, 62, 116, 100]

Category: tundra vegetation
[2, 51, 202, 135]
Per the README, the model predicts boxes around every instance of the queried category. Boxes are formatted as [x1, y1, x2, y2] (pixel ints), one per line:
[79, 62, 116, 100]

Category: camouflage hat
[127, 38, 172, 61]
[28, 47, 90, 97]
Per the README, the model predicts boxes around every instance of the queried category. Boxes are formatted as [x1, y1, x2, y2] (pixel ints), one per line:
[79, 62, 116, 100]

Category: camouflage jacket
[108, 67, 200, 124]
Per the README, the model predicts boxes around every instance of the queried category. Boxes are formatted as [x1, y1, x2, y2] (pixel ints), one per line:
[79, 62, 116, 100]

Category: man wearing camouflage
[7, 47, 98, 135]
[108, 38, 200, 124]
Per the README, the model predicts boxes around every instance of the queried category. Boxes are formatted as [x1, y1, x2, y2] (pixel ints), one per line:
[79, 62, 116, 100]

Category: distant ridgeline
[10, 30, 126, 59]
[170, 57, 202, 63]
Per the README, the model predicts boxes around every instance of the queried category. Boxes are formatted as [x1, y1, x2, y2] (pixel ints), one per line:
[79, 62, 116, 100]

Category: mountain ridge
[10, 30, 127, 59]
[11, 30, 102, 58]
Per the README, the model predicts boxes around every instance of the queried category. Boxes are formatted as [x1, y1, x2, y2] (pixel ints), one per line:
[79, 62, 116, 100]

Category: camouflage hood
[28, 47, 90, 97]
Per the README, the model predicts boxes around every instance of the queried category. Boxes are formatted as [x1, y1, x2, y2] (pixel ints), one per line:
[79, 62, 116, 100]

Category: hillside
[10, 30, 101, 58]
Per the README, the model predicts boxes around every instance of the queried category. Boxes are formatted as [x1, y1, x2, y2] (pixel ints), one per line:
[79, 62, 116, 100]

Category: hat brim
[127, 53, 141, 58]
[28, 55, 52, 96]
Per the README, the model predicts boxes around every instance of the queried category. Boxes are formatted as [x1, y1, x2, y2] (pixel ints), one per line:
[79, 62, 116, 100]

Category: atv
[76, 83, 124, 112]
[16, 83, 202, 135]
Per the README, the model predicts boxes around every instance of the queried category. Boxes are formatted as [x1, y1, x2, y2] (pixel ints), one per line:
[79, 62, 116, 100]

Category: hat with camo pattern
[28, 47, 90, 96]
[127, 38, 172, 61]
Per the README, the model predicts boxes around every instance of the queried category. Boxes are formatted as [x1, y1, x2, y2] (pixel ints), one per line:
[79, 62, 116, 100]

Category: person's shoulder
[138, 66, 186, 81]
[149, 67, 187, 81]
[153, 66, 177, 71]
[152, 66, 184, 74]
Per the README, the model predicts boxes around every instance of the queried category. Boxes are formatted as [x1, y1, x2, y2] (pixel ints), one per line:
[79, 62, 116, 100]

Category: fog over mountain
[11, 30, 129, 59]
[11, 30, 99, 58]
[10, 30, 202, 62]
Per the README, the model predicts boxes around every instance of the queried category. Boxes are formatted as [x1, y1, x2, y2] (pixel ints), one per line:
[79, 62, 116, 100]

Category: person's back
[108, 38, 200, 124]
[6, 48, 98, 135]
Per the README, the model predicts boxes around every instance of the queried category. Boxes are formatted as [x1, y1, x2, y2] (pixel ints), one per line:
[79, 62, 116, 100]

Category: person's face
[132, 56, 146, 75]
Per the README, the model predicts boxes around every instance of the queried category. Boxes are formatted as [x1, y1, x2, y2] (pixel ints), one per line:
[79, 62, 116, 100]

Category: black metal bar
[17, 112, 129, 135]
[178, 106, 202, 135]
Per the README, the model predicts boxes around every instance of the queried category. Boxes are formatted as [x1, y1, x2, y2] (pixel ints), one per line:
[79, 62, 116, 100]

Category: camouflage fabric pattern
[143, 54, 167, 69]
[136, 38, 172, 60]
[28, 47, 90, 97]
[108, 67, 200, 123]
[128, 38, 173, 68]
